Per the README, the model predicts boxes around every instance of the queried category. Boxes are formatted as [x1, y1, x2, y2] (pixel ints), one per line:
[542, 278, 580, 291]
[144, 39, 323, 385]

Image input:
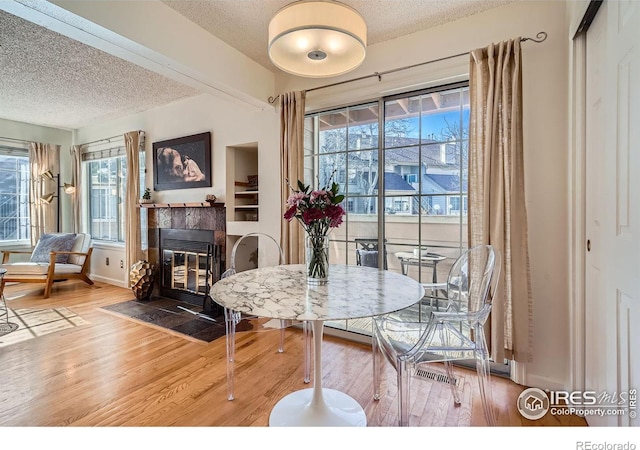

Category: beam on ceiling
[1, 0, 275, 110]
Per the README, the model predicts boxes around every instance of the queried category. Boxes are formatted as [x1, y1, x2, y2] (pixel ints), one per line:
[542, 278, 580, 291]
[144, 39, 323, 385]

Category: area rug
[99, 297, 231, 344]
[0, 307, 89, 347]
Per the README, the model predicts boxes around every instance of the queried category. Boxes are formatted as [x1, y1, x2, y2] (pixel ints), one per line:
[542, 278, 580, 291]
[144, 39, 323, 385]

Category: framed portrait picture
[153, 132, 212, 191]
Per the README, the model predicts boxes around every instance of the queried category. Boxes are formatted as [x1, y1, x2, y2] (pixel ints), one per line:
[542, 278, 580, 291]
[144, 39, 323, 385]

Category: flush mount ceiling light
[268, 1, 367, 78]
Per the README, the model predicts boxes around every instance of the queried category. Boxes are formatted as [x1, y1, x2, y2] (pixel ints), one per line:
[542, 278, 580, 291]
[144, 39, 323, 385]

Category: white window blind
[0, 145, 28, 157]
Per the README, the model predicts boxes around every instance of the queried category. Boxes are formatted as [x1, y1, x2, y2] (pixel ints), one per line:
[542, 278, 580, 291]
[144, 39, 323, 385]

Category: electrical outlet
[120, 260, 124, 269]
[106, 257, 109, 266]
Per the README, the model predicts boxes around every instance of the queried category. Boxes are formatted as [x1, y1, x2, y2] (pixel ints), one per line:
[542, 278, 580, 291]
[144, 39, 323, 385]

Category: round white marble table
[210, 263, 425, 427]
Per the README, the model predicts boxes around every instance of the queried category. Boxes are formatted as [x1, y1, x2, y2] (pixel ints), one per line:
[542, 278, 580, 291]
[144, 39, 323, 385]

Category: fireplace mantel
[138, 202, 225, 209]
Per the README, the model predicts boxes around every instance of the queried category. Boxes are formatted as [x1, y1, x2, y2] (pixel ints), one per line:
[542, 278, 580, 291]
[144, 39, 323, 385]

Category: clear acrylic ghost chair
[372, 244, 500, 426]
[220, 232, 311, 401]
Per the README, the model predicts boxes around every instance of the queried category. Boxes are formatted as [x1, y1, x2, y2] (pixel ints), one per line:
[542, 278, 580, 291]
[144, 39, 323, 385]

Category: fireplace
[145, 202, 227, 316]
[159, 228, 223, 315]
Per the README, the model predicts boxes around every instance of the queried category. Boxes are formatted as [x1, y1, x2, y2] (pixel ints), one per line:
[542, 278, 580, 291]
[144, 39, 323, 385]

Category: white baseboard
[525, 373, 567, 391]
[90, 274, 128, 289]
[509, 361, 566, 391]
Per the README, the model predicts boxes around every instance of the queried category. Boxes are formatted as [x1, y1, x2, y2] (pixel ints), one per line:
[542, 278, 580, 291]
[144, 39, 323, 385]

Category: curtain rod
[268, 31, 547, 104]
[80, 130, 145, 147]
[0, 136, 31, 144]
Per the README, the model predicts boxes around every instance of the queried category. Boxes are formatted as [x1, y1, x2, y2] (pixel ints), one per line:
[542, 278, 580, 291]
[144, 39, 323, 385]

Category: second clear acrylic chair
[220, 233, 311, 400]
[372, 244, 500, 426]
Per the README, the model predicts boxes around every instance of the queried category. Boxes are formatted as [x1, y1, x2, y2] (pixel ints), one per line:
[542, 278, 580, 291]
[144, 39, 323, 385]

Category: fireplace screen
[165, 249, 211, 295]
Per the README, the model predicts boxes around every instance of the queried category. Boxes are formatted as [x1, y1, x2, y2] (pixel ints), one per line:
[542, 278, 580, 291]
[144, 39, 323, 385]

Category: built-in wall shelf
[227, 146, 259, 222]
[225, 142, 260, 263]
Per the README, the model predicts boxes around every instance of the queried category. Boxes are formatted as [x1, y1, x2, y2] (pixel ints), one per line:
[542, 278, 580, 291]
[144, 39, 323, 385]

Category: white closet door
[585, 0, 640, 427]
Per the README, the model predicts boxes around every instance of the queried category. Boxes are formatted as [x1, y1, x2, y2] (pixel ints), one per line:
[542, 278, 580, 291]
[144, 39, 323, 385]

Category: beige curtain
[469, 38, 533, 363]
[69, 145, 83, 234]
[29, 142, 60, 245]
[124, 130, 146, 280]
[279, 91, 306, 264]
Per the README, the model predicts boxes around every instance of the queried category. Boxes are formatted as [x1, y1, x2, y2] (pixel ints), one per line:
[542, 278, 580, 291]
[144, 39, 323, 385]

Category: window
[0, 148, 30, 242]
[83, 144, 146, 243]
[403, 173, 418, 184]
[86, 156, 127, 242]
[346, 199, 354, 213]
[384, 82, 469, 230]
[304, 82, 469, 336]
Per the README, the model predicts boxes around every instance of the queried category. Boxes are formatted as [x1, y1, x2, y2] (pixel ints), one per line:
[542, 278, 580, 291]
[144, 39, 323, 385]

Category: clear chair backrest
[446, 245, 496, 319]
[228, 232, 284, 273]
[221, 267, 236, 279]
[487, 249, 501, 307]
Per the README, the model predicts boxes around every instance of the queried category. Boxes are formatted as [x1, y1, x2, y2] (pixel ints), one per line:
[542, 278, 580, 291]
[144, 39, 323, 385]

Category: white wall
[74, 94, 279, 286]
[0, 117, 72, 145]
[276, 0, 571, 389]
[0, 118, 74, 237]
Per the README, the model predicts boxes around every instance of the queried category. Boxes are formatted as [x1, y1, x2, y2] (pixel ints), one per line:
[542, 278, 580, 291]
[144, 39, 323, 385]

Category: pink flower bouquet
[284, 178, 345, 281]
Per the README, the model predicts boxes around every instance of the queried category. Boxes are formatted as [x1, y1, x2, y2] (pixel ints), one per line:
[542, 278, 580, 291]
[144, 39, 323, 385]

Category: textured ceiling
[163, 0, 518, 71]
[0, 9, 200, 130]
[0, 0, 518, 131]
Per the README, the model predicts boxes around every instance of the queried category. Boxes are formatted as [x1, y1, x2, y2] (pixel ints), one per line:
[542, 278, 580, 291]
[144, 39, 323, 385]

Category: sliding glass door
[304, 81, 469, 337]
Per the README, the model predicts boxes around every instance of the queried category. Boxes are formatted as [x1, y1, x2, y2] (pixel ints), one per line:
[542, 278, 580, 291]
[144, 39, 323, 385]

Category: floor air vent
[415, 368, 460, 386]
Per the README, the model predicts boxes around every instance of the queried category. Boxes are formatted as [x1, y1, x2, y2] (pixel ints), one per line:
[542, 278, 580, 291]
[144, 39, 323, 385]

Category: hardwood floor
[0, 280, 587, 427]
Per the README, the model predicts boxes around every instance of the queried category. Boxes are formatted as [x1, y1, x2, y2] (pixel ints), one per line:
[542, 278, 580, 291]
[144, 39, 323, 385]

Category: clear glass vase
[305, 235, 329, 285]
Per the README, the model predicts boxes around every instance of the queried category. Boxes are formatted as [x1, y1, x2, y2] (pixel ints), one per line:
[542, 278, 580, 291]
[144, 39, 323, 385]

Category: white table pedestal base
[269, 321, 367, 426]
[269, 388, 367, 427]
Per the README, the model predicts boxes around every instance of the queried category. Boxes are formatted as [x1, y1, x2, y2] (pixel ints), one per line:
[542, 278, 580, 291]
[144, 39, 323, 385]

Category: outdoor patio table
[210, 263, 424, 427]
[394, 251, 446, 282]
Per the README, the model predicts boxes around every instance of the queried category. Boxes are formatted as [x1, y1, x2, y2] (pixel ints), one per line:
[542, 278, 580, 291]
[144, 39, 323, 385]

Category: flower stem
[306, 235, 329, 281]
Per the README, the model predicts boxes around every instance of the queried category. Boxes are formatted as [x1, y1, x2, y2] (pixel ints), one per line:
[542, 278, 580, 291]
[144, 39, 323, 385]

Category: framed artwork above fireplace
[153, 131, 212, 191]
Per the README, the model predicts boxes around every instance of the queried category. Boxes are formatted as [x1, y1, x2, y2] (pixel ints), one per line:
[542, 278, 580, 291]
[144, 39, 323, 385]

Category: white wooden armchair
[0, 233, 93, 298]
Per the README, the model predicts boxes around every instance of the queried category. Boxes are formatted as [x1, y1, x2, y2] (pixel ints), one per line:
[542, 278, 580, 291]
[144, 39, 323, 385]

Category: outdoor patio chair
[355, 238, 388, 269]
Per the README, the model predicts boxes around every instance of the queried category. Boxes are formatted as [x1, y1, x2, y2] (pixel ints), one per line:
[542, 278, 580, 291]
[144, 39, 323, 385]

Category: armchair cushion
[2, 262, 83, 276]
[68, 233, 91, 265]
[30, 233, 77, 264]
